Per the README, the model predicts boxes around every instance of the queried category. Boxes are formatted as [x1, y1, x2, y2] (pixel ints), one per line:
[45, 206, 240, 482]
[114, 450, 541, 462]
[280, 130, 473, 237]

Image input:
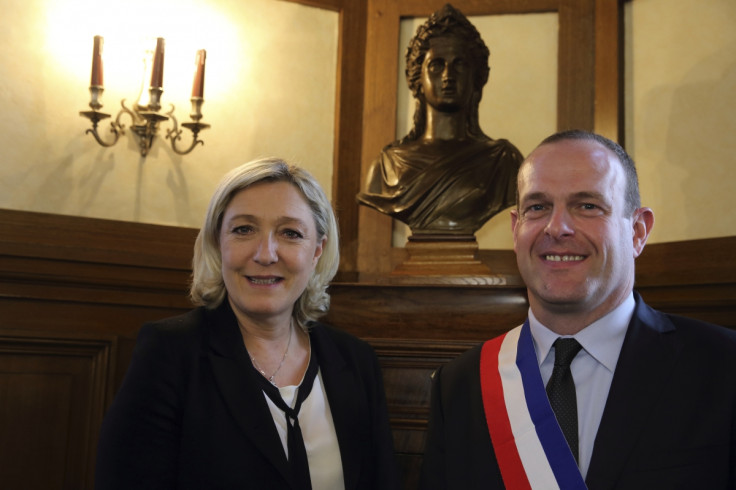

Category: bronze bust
[357, 4, 523, 238]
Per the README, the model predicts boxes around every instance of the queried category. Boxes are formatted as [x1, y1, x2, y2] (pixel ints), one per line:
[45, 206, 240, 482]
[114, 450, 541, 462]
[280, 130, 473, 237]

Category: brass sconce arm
[79, 87, 126, 147]
[79, 109, 122, 147]
[165, 101, 210, 155]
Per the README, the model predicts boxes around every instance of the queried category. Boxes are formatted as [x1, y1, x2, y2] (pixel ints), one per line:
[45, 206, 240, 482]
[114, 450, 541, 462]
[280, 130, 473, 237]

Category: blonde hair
[189, 157, 339, 330]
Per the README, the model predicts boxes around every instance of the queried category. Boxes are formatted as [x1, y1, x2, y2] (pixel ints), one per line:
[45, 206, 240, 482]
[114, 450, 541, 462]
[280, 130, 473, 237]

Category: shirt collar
[529, 293, 635, 373]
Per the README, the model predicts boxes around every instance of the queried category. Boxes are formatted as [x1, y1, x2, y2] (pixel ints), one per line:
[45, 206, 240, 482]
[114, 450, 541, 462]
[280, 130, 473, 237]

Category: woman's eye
[232, 225, 253, 235]
[283, 229, 304, 240]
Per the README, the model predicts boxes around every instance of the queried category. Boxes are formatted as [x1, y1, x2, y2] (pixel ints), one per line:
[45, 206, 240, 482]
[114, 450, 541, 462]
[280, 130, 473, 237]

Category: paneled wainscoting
[1, 209, 733, 489]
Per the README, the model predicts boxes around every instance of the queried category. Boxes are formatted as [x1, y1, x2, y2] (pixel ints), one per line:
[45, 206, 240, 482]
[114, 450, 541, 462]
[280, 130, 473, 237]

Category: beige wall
[0, 0, 337, 229]
[626, 0, 736, 243]
[0, 0, 734, 246]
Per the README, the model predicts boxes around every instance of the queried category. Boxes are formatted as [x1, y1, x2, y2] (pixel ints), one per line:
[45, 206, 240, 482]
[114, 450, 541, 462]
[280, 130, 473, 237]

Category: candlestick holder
[78, 86, 124, 147]
[79, 86, 209, 157]
[165, 97, 211, 155]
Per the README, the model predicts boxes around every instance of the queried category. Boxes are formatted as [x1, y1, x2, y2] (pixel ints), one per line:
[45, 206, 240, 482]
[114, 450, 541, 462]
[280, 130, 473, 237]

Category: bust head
[401, 4, 490, 143]
[419, 34, 475, 114]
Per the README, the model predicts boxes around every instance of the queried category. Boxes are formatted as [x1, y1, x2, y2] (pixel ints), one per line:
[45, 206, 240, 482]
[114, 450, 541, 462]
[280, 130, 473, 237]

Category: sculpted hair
[533, 129, 642, 215]
[189, 157, 340, 331]
[399, 3, 490, 145]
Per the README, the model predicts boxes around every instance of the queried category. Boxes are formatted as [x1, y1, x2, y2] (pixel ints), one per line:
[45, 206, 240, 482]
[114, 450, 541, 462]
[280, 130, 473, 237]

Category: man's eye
[522, 204, 547, 218]
[580, 203, 604, 214]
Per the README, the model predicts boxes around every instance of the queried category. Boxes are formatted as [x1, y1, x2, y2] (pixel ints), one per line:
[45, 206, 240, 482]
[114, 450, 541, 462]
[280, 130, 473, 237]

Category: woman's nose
[253, 234, 278, 264]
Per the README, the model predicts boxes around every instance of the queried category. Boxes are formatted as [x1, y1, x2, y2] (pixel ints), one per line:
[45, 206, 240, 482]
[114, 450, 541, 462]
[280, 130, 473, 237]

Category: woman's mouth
[247, 276, 282, 285]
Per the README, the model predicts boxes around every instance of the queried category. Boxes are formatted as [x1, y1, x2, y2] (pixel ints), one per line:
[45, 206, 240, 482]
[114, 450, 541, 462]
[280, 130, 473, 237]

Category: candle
[191, 49, 206, 98]
[90, 35, 104, 87]
[150, 37, 165, 88]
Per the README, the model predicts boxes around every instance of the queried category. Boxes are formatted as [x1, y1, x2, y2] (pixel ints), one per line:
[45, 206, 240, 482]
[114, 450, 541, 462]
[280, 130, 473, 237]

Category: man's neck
[529, 293, 633, 336]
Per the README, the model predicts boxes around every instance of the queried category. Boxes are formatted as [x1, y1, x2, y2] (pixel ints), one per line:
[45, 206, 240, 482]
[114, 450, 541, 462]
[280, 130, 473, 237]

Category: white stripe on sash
[498, 327, 560, 489]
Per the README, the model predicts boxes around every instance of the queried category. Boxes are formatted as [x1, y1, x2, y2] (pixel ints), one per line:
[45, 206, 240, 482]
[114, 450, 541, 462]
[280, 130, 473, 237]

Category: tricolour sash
[480, 321, 587, 489]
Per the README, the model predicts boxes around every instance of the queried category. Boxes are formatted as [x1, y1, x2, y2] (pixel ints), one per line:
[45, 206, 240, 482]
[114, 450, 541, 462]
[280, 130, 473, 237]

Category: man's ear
[632, 207, 655, 258]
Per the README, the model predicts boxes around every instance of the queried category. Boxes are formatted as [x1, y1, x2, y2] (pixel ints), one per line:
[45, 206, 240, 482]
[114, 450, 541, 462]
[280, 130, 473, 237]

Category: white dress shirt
[528, 293, 635, 478]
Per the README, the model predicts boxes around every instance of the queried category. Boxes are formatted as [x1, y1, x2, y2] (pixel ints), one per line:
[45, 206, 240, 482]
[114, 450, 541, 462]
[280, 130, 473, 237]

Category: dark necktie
[254, 349, 319, 490]
[546, 338, 583, 462]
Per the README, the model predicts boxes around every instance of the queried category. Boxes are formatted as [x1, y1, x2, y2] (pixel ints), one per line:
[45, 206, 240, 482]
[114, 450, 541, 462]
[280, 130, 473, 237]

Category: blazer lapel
[585, 294, 682, 489]
[310, 325, 364, 490]
[205, 303, 293, 486]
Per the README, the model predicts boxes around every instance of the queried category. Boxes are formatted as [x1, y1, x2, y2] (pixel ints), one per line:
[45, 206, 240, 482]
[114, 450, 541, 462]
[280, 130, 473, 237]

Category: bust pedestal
[390, 234, 507, 285]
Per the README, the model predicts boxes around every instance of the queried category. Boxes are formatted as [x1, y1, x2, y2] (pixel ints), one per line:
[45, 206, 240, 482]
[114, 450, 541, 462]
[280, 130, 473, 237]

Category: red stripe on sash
[480, 336, 531, 490]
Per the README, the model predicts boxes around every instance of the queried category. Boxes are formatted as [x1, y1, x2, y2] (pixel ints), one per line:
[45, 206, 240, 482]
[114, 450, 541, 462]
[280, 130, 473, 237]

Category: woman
[95, 158, 399, 489]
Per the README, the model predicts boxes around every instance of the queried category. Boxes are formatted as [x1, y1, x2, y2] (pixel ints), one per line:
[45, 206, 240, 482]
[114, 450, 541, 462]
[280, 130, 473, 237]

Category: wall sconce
[79, 36, 209, 156]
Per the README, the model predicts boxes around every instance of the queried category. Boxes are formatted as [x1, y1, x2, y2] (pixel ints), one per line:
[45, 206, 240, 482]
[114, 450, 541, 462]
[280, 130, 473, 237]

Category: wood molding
[635, 237, 736, 329]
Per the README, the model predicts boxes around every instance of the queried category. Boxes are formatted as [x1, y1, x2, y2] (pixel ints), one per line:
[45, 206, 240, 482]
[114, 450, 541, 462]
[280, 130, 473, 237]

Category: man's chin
[533, 291, 590, 311]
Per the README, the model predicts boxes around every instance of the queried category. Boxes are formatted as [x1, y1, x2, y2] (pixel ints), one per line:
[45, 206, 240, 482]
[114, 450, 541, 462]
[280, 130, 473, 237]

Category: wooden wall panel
[0, 209, 197, 489]
[369, 339, 478, 489]
[0, 330, 115, 490]
[1, 209, 734, 488]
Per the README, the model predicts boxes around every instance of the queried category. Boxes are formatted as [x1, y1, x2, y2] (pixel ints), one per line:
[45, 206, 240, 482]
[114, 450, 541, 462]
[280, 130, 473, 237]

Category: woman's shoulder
[135, 307, 211, 355]
[309, 321, 377, 359]
[140, 307, 207, 335]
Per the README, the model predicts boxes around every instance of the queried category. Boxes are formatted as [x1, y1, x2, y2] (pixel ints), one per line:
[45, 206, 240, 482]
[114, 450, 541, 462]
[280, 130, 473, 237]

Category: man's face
[419, 35, 474, 112]
[511, 139, 653, 326]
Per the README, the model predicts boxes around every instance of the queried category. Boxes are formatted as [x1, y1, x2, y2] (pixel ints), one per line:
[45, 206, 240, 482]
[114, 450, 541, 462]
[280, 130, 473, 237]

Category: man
[420, 130, 736, 489]
[357, 4, 522, 237]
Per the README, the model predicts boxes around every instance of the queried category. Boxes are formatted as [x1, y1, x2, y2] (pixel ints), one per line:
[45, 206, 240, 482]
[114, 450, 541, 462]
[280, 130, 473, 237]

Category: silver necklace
[249, 321, 293, 386]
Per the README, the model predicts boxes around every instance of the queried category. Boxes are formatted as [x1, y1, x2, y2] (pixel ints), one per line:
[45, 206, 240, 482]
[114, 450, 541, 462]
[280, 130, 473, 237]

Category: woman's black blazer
[95, 301, 400, 490]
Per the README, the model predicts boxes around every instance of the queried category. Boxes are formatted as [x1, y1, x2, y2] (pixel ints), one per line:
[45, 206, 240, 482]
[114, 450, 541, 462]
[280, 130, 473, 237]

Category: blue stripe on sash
[516, 321, 588, 489]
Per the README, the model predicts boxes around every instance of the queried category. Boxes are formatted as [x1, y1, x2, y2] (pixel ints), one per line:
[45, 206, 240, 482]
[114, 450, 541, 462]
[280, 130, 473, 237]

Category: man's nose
[544, 208, 575, 238]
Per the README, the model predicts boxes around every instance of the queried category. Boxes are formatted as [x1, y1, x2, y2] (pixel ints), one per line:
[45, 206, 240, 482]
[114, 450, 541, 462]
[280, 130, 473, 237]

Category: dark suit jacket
[95, 301, 399, 490]
[420, 293, 736, 490]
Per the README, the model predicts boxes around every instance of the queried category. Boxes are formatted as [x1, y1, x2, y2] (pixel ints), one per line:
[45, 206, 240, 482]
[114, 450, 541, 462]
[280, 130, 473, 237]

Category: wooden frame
[285, 0, 368, 277]
[354, 0, 623, 276]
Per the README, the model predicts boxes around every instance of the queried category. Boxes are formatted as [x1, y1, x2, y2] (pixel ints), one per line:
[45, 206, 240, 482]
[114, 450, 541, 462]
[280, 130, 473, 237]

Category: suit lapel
[310, 325, 364, 490]
[205, 302, 293, 486]
[585, 294, 682, 489]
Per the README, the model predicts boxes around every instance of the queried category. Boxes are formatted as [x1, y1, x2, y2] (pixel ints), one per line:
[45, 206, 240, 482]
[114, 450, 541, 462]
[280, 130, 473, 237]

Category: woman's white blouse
[263, 368, 346, 490]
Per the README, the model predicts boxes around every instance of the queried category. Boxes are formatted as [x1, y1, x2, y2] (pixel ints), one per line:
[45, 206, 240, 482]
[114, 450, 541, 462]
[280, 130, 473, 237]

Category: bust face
[419, 35, 474, 113]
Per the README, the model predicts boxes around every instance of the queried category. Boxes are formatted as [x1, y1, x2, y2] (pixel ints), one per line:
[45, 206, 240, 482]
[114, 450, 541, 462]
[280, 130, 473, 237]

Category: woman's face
[219, 181, 325, 326]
